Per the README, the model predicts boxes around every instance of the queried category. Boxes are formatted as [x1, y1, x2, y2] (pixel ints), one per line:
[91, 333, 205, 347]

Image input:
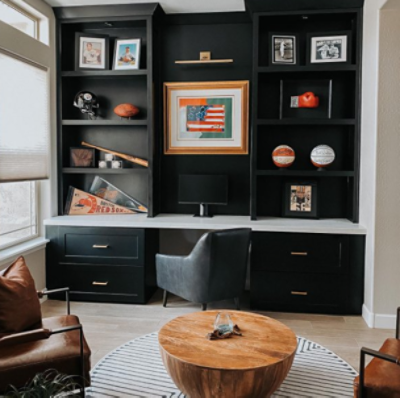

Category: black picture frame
[269, 33, 299, 66]
[75, 32, 109, 71]
[70, 147, 95, 168]
[306, 31, 352, 65]
[282, 181, 319, 219]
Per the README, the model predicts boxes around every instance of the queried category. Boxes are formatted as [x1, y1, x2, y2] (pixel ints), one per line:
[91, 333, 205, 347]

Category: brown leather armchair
[0, 288, 91, 397]
[354, 307, 400, 397]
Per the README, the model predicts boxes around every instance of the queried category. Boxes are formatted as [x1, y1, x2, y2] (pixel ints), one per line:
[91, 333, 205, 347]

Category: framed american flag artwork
[164, 81, 249, 155]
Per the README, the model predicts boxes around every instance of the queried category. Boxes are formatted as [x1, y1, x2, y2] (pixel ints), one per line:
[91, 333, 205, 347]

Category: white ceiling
[44, 0, 246, 14]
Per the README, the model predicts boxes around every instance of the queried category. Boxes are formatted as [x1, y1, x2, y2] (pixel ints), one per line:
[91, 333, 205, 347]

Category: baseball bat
[81, 141, 148, 168]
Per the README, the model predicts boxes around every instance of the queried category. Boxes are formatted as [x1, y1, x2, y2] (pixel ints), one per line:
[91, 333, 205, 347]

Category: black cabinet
[46, 226, 159, 304]
[250, 232, 364, 314]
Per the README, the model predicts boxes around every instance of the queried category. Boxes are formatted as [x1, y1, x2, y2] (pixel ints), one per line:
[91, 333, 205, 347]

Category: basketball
[114, 103, 139, 118]
[272, 145, 295, 168]
[310, 145, 335, 168]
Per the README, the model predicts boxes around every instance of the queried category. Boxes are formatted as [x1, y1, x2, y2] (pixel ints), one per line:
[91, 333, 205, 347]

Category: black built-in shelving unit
[55, 4, 163, 217]
[250, 8, 363, 222]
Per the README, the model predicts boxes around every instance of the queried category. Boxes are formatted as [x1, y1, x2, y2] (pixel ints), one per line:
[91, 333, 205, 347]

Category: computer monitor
[178, 174, 228, 217]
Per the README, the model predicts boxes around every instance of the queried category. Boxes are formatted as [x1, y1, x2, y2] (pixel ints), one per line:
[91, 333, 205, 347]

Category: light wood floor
[41, 290, 394, 372]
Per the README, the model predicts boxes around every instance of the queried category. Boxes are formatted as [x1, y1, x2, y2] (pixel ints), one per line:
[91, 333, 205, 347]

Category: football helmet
[73, 91, 99, 117]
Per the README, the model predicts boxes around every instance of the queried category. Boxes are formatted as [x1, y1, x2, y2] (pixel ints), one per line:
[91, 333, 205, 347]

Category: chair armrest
[358, 346, 400, 398]
[156, 253, 186, 265]
[0, 328, 51, 348]
[38, 287, 70, 315]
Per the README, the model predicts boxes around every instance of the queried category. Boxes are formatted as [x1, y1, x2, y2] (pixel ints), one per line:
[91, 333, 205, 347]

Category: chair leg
[234, 297, 240, 310]
[163, 290, 169, 308]
[202, 303, 207, 311]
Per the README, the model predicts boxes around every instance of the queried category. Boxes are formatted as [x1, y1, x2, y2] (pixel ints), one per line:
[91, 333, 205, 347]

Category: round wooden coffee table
[158, 310, 297, 398]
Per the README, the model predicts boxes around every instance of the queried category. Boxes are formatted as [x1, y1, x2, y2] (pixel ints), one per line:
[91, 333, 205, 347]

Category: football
[310, 145, 335, 168]
[272, 145, 295, 168]
[114, 103, 140, 118]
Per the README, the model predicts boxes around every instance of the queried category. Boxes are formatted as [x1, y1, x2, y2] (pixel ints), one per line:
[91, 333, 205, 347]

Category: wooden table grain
[158, 310, 297, 398]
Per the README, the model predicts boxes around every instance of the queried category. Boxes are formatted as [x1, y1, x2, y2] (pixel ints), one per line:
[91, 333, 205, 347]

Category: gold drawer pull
[291, 291, 308, 296]
[92, 244, 109, 249]
[291, 252, 308, 256]
[92, 281, 109, 286]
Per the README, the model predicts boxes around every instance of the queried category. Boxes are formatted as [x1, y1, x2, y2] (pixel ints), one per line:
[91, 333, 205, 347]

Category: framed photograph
[269, 33, 298, 65]
[308, 32, 351, 64]
[113, 39, 141, 70]
[75, 33, 109, 70]
[70, 147, 95, 167]
[164, 81, 249, 155]
[283, 182, 319, 219]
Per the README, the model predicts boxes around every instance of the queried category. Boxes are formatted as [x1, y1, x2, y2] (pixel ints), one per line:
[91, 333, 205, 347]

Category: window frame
[0, 0, 40, 39]
[0, 181, 40, 251]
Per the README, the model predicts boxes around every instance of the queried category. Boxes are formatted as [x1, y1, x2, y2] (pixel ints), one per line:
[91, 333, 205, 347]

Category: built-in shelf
[257, 65, 357, 73]
[257, 170, 355, 177]
[62, 120, 148, 126]
[257, 119, 356, 126]
[62, 168, 147, 174]
[61, 70, 148, 77]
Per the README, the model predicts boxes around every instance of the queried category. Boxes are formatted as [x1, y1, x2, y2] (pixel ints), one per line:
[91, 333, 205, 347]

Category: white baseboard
[374, 313, 397, 329]
[362, 304, 374, 328]
[362, 304, 396, 329]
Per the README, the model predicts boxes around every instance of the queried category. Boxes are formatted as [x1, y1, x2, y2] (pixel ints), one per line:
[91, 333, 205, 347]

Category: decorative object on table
[88, 333, 358, 398]
[70, 147, 95, 167]
[272, 145, 295, 168]
[164, 81, 249, 155]
[280, 80, 332, 119]
[290, 92, 319, 108]
[310, 145, 335, 169]
[307, 32, 350, 64]
[114, 103, 140, 119]
[207, 324, 242, 340]
[206, 312, 242, 340]
[175, 51, 233, 64]
[111, 160, 123, 169]
[81, 141, 148, 167]
[98, 160, 111, 169]
[283, 182, 319, 219]
[75, 32, 109, 70]
[269, 33, 298, 65]
[64, 187, 136, 215]
[73, 91, 99, 119]
[113, 38, 141, 70]
[89, 176, 148, 213]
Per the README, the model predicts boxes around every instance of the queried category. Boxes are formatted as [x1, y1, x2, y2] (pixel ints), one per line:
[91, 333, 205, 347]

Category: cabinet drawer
[62, 264, 144, 298]
[252, 232, 348, 273]
[251, 271, 345, 312]
[59, 227, 144, 266]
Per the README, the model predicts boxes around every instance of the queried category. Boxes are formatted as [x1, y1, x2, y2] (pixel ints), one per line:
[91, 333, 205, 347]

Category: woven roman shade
[0, 50, 49, 182]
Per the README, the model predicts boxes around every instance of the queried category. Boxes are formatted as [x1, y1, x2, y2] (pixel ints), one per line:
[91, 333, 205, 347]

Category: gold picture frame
[164, 81, 249, 155]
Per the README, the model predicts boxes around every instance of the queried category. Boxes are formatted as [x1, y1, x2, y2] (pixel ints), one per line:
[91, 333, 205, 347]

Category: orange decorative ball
[272, 145, 295, 168]
[114, 103, 139, 118]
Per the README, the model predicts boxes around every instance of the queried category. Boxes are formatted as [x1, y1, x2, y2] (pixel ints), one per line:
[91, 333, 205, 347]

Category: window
[0, 182, 38, 249]
[0, 49, 49, 249]
[0, 0, 38, 38]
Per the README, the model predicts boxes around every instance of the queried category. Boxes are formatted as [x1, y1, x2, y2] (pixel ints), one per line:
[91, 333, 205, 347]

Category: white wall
[372, 4, 400, 326]
[361, 0, 400, 328]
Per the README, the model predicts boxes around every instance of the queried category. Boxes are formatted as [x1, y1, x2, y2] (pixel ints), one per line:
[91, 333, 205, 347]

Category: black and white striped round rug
[87, 333, 357, 398]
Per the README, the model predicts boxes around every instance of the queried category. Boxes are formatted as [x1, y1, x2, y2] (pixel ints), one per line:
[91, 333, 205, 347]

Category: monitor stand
[194, 203, 213, 218]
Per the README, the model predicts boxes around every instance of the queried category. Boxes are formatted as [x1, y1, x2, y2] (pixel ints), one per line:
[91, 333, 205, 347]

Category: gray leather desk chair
[156, 228, 251, 311]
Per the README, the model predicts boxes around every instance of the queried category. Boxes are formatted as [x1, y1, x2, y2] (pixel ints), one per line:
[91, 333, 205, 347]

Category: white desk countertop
[44, 214, 367, 235]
